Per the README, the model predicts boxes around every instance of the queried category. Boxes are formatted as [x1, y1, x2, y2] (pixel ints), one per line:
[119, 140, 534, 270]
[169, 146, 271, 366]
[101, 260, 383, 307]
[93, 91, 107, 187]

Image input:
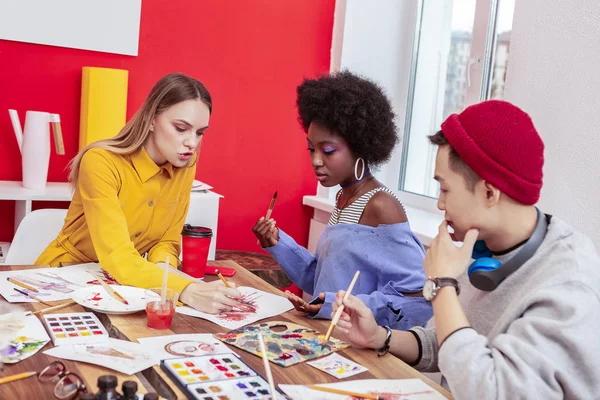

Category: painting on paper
[176, 287, 293, 329]
[137, 334, 234, 362]
[214, 321, 349, 367]
[280, 379, 447, 400]
[0, 263, 116, 303]
[0, 313, 50, 363]
[307, 353, 368, 379]
[44, 338, 156, 375]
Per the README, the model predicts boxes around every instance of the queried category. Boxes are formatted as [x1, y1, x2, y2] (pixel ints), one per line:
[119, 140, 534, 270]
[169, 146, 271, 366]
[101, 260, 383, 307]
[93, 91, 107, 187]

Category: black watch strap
[435, 277, 460, 295]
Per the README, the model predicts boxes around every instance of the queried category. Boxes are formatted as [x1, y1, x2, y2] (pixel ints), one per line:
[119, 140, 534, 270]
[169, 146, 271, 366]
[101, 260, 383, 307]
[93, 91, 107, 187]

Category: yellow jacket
[36, 147, 195, 294]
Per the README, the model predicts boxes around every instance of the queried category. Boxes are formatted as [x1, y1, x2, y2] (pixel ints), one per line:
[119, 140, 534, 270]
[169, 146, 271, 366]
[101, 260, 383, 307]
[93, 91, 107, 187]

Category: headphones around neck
[468, 207, 548, 291]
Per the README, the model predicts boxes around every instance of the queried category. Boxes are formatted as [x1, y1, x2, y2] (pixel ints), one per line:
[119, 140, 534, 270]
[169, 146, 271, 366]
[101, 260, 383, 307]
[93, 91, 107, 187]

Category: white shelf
[0, 180, 73, 201]
[0, 180, 73, 232]
[0, 180, 224, 259]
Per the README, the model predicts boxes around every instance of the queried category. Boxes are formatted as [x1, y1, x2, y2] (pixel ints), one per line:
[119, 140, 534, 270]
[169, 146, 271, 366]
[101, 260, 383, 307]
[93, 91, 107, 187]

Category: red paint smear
[219, 334, 237, 339]
[218, 293, 258, 322]
[281, 334, 302, 339]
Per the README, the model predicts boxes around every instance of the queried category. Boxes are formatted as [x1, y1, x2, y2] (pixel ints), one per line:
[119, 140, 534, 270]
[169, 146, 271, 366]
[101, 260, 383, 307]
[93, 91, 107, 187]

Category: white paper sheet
[0, 263, 112, 303]
[0, 313, 50, 363]
[176, 287, 293, 329]
[191, 180, 214, 191]
[307, 353, 368, 379]
[137, 334, 234, 362]
[280, 379, 447, 400]
[44, 338, 156, 375]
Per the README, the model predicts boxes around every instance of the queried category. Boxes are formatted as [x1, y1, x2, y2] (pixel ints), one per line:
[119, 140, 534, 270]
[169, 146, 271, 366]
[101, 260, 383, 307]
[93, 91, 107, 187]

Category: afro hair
[296, 70, 398, 166]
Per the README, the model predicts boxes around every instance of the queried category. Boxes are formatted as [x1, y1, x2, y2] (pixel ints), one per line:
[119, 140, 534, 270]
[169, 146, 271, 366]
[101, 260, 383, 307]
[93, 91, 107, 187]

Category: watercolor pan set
[41, 312, 109, 346]
[161, 353, 280, 400]
[187, 376, 275, 400]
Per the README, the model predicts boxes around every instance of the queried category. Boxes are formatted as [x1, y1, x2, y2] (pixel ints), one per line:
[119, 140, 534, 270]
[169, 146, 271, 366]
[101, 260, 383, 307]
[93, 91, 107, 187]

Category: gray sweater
[411, 216, 600, 399]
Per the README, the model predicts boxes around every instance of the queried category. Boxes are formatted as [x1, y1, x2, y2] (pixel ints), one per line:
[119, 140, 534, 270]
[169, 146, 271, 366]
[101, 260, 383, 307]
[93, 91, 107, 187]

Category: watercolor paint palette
[214, 321, 349, 367]
[187, 376, 275, 400]
[162, 354, 256, 384]
[161, 353, 282, 400]
[41, 312, 109, 346]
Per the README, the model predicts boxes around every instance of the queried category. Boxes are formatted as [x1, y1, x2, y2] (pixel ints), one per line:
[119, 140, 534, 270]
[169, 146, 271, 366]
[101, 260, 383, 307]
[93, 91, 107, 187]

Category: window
[398, 0, 516, 199]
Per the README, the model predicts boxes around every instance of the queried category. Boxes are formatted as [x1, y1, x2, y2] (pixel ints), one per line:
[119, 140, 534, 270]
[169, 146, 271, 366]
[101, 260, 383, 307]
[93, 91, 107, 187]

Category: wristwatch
[423, 276, 460, 302]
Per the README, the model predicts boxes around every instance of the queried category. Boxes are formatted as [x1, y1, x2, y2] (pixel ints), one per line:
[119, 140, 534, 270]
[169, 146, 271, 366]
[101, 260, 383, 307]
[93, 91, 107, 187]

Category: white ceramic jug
[8, 109, 65, 189]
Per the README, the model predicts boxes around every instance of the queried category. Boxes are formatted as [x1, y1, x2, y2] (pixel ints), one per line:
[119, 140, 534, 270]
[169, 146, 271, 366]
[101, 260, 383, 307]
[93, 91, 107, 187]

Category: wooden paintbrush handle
[50, 114, 65, 155]
[28, 293, 54, 307]
[330, 304, 344, 325]
[31, 301, 77, 315]
[309, 385, 379, 399]
[91, 271, 127, 304]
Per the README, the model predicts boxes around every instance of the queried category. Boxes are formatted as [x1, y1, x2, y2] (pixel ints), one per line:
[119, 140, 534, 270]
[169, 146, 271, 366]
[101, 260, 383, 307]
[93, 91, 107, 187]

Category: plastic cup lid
[182, 224, 213, 238]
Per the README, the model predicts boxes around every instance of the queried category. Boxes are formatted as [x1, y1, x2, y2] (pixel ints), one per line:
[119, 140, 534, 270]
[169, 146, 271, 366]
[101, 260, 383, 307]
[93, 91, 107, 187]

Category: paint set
[41, 312, 109, 346]
[214, 321, 349, 367]
[161, 353, 279, 399]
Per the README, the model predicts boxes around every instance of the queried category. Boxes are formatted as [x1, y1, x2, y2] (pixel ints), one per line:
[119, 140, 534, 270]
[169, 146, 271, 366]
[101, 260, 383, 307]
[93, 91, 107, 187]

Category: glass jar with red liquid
[145, 288, 178, 330]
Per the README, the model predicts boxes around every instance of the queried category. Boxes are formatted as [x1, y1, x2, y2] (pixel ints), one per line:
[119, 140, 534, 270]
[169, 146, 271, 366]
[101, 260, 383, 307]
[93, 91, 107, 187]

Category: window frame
[386, 0, 502, 213]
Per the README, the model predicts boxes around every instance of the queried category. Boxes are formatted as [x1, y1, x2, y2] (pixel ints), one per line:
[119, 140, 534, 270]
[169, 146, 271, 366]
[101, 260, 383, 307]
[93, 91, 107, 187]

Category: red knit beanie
[441, 100, 544, 205]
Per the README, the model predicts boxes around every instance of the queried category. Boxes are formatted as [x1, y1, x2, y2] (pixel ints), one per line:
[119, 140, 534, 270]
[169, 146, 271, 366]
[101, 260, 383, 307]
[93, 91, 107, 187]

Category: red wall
[0, 1, 334, 251]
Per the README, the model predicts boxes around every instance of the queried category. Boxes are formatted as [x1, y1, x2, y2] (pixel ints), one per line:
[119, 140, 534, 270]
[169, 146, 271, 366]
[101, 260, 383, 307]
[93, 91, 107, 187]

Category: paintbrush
[26, 301, 77, 316]
[309, 385, 384, 399]
[258, 332, 277, 399]
[257, 191, 278, 245]
[161, 256, 170, 305]
[7, 277, 39, 292]
[0, 371, 37, 385]
[90, 271, 129, 305]
[321, 270, 360, 349]
[13, 288, 53, 306]
[265, 191, 278, 220]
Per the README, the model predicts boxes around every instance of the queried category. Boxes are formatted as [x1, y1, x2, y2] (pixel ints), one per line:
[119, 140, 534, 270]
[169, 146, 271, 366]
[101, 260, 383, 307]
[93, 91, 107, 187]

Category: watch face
[423, 279, 435, 301]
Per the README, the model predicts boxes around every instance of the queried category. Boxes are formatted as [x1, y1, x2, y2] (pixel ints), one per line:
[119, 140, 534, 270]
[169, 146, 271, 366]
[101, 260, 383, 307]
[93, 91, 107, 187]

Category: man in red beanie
[330, 100, 600, 398]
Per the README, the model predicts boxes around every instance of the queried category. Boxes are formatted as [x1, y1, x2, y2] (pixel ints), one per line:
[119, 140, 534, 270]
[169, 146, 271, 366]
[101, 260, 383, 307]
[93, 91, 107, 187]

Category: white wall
[505, 0, 600, 246]
[334, 0, 418, 189]
[0, 0, 141, 56]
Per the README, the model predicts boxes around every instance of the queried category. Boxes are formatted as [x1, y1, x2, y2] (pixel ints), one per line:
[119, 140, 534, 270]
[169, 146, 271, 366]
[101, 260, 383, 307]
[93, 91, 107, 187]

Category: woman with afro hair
[253, 71, 432, 330]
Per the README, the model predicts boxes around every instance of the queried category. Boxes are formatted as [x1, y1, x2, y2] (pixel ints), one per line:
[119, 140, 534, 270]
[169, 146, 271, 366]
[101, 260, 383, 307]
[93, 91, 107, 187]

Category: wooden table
[0, 261, 452, 399]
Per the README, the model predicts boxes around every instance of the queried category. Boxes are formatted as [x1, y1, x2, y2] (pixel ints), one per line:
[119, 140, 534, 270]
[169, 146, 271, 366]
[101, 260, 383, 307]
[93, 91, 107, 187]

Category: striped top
[328, 186, 401, 225]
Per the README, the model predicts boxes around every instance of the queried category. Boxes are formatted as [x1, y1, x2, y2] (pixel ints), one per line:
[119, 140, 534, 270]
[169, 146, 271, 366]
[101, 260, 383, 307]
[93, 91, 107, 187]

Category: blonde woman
[36, 73, 241, 313]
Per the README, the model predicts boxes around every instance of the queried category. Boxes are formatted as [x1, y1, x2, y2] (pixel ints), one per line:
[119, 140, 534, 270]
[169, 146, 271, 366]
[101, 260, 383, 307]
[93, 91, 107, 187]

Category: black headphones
[468, 207, 548, 291]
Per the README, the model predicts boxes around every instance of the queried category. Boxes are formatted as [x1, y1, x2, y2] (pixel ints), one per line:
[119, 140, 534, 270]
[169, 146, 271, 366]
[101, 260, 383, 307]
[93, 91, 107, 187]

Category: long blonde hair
[69, 72, 212, 186]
